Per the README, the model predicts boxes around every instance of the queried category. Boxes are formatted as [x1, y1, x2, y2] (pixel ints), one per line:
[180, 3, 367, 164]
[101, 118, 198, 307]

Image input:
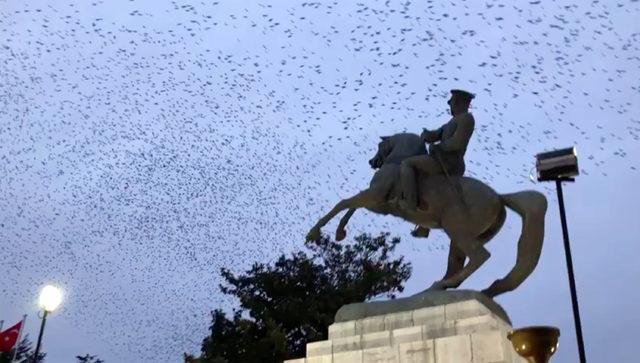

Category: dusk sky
[1, 0, 638, 362]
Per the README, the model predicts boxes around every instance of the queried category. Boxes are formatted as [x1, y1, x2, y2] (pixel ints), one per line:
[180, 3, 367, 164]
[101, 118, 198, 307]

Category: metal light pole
[535, 147, 586, 363]
[554, 178, 586, 363]
[33, 310, 48, 361]
[33, 285, 62, 363]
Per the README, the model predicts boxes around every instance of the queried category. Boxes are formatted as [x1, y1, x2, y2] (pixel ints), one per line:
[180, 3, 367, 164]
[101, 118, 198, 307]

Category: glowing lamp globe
[507, 326, 560, 363]
[39, 285, 62, 312]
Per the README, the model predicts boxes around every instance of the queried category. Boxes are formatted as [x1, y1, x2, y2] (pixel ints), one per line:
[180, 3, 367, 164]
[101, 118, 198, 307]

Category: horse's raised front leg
[336, 208, 356, 241]
[306, 189, 381, 242]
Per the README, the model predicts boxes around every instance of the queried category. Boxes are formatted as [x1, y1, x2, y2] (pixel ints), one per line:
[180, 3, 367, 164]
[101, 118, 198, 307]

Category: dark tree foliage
[196, 233, 411, 363]
[76, 354, 104, 363]
[0, 335, 45, 363]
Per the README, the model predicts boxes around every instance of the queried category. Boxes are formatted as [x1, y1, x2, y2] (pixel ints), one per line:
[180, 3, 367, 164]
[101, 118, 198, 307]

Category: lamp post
[33, 285, 62, 362]
[535, 147, 586, 363]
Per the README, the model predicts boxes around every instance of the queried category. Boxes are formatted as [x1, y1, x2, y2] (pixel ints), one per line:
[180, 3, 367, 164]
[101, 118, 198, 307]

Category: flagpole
[10, 315, 27, 363]
[0, 320, 4, 331]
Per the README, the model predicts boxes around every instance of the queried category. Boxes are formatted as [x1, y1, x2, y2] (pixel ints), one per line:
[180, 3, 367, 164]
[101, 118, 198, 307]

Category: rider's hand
[420, 128, 430, 141]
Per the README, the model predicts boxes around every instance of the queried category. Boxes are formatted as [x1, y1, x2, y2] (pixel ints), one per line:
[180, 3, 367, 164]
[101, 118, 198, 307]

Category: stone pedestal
[284, 298, 525, 363]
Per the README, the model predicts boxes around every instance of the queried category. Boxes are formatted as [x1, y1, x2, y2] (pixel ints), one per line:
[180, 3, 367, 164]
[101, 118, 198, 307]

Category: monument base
[285, 294, 525, 363]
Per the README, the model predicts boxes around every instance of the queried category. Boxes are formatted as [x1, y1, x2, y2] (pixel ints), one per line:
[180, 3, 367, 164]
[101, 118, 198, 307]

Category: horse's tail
[487, 191, 547, 296]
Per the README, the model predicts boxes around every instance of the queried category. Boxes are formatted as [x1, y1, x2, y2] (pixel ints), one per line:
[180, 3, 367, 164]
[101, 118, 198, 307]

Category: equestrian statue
[305, 90, 547, 298]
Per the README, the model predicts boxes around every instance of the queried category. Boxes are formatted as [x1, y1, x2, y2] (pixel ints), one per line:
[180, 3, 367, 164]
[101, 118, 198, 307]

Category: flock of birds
[0, 0, 638, 361]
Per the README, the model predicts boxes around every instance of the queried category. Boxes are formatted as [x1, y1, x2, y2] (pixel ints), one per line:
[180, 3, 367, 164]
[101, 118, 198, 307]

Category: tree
[76, 354, 104, 363]
[193, 232, 411, 363]
[0, 335, 45, 363]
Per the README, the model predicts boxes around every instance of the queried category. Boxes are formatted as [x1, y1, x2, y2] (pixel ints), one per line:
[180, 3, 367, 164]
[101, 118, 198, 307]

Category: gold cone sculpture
[507, 326, 560, 363]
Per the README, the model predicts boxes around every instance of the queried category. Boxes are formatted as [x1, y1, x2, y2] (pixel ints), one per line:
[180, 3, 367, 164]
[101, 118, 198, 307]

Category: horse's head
[369, 136, 393, 169]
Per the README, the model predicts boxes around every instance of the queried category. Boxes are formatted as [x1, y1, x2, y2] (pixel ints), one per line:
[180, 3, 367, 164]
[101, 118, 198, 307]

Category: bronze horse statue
[306, 133, 547, 298]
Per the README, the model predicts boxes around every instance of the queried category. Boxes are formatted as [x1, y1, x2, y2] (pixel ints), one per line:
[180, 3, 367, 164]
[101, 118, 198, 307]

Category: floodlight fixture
[535, 147, 579, 182]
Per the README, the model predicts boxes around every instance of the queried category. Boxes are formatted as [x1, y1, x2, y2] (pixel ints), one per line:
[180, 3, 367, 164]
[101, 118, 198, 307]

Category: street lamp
[33, 285, 62, 362]
[535, 147, 586, 363]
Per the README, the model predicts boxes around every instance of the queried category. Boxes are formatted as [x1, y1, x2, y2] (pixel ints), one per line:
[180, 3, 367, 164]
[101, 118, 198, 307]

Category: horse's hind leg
[306, 189, 381, 242]
[428, 235, 489, 290]
[426, 243, 465, 291]
[442, 243, 466, 281]
[435, 208, 503, 289]
[429, 213, 491, 290]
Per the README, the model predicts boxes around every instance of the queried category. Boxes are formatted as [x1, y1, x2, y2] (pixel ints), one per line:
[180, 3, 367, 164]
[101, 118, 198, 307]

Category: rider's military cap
[450, 89, 476, 101]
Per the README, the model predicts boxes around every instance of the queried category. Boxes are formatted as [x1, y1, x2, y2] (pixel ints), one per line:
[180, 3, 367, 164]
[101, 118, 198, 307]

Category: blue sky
[1, 0, 639, 362]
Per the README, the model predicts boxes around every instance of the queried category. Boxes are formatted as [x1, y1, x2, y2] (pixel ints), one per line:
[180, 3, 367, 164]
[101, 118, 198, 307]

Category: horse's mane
[386, 133, 426, 162]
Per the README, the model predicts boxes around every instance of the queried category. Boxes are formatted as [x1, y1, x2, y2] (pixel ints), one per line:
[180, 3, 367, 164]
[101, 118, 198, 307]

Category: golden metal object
[507, 326, 560, 363]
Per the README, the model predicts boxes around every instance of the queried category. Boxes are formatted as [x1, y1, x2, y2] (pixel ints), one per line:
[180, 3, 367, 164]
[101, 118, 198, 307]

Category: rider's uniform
[400, 112, 475, 210]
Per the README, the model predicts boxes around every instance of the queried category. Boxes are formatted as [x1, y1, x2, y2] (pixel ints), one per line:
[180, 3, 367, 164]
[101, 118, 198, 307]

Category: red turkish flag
[0, 320, 23, 352]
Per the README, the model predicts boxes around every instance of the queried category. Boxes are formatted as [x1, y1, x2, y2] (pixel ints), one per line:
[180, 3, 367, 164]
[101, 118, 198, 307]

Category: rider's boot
[399, 162, 419, 212]
[411, 225, 430, 238]
[410, 192, 431, 236]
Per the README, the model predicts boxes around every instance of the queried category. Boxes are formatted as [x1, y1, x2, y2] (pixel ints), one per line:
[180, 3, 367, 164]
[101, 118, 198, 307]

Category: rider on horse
[399, 89, 476, 235]
[307, 89, 547, 297]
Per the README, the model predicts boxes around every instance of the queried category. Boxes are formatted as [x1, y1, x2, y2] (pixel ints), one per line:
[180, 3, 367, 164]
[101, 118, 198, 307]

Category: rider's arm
[438, 113, 475, 152]
[422, 127, 443, 143]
